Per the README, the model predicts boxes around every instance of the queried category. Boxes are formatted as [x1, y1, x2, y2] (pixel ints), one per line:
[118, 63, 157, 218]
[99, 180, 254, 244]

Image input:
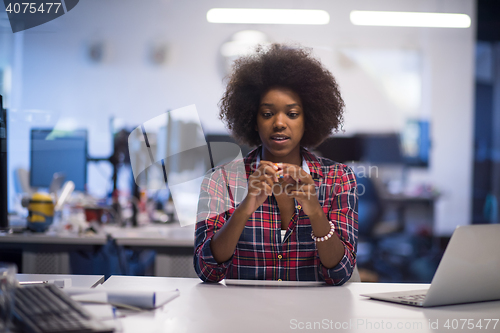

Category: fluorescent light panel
[207, 8, 330, 25]
[350, 10, 471, 28]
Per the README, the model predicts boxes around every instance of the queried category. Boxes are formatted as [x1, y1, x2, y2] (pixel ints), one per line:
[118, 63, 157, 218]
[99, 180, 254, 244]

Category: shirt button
[278, 254, 282, 259]
[278, 279, 282, 282]
[297, 205, 302, 210]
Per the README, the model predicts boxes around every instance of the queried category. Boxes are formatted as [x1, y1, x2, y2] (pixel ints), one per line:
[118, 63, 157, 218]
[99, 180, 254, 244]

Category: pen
[19, 281, 49, 285]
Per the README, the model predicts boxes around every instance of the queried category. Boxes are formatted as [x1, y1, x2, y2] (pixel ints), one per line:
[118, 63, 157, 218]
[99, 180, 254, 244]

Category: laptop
[361, 224, 500, 307]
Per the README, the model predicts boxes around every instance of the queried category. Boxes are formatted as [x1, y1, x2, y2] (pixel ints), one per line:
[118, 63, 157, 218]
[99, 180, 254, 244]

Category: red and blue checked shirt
[194, 146, 358, 285]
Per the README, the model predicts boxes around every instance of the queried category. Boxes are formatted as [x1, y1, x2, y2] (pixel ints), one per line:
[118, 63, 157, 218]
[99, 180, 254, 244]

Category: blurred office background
[0, 0, 498, 282]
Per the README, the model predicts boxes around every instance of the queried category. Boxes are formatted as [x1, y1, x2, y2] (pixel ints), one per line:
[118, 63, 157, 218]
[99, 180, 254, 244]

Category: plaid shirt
[194, 146, 358, 285]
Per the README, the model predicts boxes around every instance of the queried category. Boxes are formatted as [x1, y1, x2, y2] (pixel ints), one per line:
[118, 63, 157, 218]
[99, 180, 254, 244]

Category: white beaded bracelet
[311, 221, 335, 242]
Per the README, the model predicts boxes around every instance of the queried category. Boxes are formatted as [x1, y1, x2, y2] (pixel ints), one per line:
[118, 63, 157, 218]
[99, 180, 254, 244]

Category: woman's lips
[270, 136, 290, 144]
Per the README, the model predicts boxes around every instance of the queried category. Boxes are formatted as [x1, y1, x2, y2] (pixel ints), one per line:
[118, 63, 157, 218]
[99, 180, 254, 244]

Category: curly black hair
[219, 43, 345, 148]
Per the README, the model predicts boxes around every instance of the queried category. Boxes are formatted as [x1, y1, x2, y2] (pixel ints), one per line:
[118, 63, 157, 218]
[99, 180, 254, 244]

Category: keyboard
[13, 284, 114, 333]
[394, 294, 427, 301]
[392, 293, 427, 305]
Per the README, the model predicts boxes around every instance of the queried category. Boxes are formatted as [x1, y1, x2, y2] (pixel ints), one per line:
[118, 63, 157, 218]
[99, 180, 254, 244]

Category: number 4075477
[443, 319, 499, 330]
[5, 2, 61, 14]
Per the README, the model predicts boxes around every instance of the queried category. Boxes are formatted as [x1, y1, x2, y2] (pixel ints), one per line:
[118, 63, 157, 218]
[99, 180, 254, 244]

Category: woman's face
[256, 87, 305, 164]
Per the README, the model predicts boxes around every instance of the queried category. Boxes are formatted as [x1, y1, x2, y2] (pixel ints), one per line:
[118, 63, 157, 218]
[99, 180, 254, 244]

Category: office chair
[357, 174, 431, 282]
[356, 174, 384, 268]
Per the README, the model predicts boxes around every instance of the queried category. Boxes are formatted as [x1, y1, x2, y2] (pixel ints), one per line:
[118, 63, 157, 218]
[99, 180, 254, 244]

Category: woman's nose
[273, 113, 286, 129]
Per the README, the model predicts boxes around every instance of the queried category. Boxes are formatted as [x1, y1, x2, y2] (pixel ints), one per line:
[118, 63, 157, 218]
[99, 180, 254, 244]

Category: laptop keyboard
[394, 294, 427, 301]
[13, 284, 114, 333]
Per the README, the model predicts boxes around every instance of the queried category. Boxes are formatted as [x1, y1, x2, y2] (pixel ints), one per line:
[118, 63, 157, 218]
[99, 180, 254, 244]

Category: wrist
[304, 202, 324, 219]
[311, 221, 335, 242]
[237, 196, 257, 217]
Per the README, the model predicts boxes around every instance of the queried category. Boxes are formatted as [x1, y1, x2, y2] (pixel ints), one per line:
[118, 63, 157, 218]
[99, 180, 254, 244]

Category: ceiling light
[207, 8, 330, 25]
[350, 10, 471, 28]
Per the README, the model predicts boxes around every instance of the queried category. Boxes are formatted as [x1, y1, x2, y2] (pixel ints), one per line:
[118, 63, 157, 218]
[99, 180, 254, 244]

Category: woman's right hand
[209, 161, 279, 264]
[240, 161, 279, 214]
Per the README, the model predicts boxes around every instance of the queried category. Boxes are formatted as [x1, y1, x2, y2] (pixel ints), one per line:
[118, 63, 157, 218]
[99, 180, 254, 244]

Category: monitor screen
[205, 134, 253, 157]
[30, 129, 87, 191]
[315, 136, 363, 163]
[361, 134, 404, 165]
[401, 120, 430, 167]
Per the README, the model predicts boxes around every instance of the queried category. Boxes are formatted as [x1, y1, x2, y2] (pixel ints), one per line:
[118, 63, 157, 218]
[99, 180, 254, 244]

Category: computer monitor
[0, 95, 7, 229]
[315, 136, 363, 163]
[30, 129, 88, 191]
[401, 120, 430, 167]
[205, 134, 253, 157]
[360, 134, 404, 165]
[317, 131, 429, 167]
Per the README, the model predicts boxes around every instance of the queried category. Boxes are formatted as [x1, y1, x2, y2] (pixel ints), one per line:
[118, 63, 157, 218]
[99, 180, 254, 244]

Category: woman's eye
[262, 112, 272, 118]
[288, 113, 299, 118]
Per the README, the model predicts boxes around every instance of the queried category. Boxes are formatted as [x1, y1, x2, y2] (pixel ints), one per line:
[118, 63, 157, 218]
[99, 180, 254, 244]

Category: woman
[194, 44, 358, 285]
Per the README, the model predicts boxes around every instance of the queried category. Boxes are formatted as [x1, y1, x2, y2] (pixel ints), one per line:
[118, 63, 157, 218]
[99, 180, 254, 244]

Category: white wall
[5, 0, 476, 235]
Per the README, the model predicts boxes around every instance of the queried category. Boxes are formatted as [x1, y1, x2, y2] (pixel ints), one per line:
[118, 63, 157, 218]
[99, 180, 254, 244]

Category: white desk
[0, 231, 107, 250]
[0, 224, 193, 251]
[101, 276, 500, 333]
[102, 224, 195, 277]
[103, 225, 194, 251]
[16, 273, 105, 288]
[0, 232, 108, 273]
[0, 224, 195, 275]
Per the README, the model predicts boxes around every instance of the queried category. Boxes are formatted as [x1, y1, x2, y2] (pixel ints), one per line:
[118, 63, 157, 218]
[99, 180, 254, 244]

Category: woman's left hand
[276, 163, 322, 216]
[278, 163, 345, 270]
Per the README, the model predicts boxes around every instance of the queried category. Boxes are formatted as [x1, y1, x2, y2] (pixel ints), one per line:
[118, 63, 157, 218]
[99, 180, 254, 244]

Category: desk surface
[101, 276, 500, 333]
[0, 224, 194, 248]
[0, 231, 107, 245]
[381, 193, 437, 203]
[103, 225, 194, 247]
[16, 273, 105, 288]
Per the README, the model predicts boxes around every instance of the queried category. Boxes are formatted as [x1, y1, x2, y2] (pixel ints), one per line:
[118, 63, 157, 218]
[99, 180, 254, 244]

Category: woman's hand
[278, 163, 345, 269]
[210, 161, 279, 264]
[241, 161, 280, 214]
[278, 163, 322, 217]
